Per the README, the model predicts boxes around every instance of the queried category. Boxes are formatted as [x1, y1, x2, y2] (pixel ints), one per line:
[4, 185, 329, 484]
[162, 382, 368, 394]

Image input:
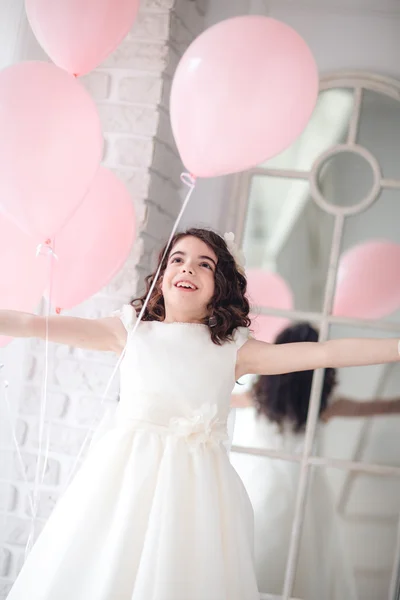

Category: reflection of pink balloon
[333, 241, 400, 319]
[0, 61, 103, 241]
[50, 168, 136, 309]
[170, 16, 318, 178]
[0, 216, 48, 347]
[247, 269, 294, 343]
[26, 0, 140, 76]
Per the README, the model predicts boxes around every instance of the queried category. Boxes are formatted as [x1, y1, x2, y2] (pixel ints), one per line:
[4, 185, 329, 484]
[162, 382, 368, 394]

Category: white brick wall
[0, 1, 206, 595]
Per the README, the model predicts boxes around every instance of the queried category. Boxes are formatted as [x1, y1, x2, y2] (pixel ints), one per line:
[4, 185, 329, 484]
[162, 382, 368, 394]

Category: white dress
[231, 407, 358, 600]
[7, 306, 261, 600]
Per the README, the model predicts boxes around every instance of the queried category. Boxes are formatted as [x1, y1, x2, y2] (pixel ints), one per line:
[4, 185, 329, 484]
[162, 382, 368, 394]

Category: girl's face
[161, 235, 217, 321]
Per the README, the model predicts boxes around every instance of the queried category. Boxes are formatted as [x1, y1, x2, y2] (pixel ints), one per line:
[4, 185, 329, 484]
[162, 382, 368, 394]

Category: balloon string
[63, 173, 197, 491]
[0, 369, 35, 562]
[26, 239, 57, 556]
[0, 370, 34, 516]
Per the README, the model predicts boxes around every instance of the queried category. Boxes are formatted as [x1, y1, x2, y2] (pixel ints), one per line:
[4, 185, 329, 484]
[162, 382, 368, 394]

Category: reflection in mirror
[234, 73, 400, 600]
[242, 176, 334, 313]
[295, 467, 400, 600]
[358, 90, 400, 180]
[232, 321, 322, 455]
[317, 151, 375, 207]
[339, 188, 400, 324]
[231, 322, 348, 600]
[231, 447, 400, 599]
[240, 82, 400, 319]
[232, 323, 400, 464]
[231, 320, 400, 599]
[230, 452, 391, 599]
[341, 188, 400, 250]
[230, 455, 302, 597]
[321, 324, 400, 467]
[261, 88, 354, 171]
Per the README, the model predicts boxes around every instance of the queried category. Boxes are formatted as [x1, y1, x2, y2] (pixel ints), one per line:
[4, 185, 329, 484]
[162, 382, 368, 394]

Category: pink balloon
[26, 0, 140, 76]
[247, 269, 294, 343]
[170, 16, 318, 178]
[49, 168, 136, 309]
[0, 61, 103, 242]
[333, 241, 400, 319]
[0, 215, 48, 347]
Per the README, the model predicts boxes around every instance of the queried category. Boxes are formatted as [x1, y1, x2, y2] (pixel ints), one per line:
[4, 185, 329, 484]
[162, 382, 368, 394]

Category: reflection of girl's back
[230, 323, 400, 600]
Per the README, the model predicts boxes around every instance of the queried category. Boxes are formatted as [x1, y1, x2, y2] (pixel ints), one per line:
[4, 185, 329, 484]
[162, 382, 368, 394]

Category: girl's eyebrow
[170, 250, 217, 268]
[199, 255, 217, 267]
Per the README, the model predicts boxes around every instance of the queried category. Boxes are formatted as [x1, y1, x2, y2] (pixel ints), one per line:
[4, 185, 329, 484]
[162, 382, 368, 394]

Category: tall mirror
[230, 72, 400, 600]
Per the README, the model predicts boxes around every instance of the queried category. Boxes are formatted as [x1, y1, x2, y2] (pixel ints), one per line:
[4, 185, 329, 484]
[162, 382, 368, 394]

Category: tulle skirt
[7, 420, 260, 600]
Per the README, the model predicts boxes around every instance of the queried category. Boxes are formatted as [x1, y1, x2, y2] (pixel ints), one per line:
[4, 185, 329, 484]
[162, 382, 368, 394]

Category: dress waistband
[114, 403, 229, 448]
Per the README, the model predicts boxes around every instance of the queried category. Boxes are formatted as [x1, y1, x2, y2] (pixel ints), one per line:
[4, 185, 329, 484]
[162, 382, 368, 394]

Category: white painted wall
[267, 0, 400, 78]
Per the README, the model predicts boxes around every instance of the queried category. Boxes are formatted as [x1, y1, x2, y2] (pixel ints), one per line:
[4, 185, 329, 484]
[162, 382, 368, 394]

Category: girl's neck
[163, 309, 206, 325]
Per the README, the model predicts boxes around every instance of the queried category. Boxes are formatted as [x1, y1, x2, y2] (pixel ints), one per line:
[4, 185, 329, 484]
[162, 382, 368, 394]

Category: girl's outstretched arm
[236, 337, 400, 378]
[0, 310, 126, 353]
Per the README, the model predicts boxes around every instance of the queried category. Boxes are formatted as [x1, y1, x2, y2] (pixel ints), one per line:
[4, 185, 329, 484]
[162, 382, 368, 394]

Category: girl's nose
[182, 265, 194, 275]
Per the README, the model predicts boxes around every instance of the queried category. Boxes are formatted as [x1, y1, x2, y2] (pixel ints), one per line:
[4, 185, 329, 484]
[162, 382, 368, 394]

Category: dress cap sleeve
[113, 304, 137, 332]
[233, 327, 250, 350]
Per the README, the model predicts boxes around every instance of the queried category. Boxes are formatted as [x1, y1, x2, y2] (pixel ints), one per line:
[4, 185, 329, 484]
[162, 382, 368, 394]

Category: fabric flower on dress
[223, 232, 246, 275]
[169, 403, 228, 449]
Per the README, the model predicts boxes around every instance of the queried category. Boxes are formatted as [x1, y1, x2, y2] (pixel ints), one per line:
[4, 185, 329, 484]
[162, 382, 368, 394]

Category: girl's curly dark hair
[254, 323, 337, 432]
[131, 228, 251, 345]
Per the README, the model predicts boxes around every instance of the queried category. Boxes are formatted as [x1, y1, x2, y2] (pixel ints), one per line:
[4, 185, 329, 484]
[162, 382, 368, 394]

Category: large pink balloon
[247, 269, 294, 343]
[333, 241, 400, 319]
[170, 16, 319, 178]
[49, 168, 136, 309]
[0, 215, 48, 347]
[26, 0, 140, 76]
[0, 61, 103, 242]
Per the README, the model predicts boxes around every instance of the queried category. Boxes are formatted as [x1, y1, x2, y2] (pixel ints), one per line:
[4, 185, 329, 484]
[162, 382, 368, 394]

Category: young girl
[231, 322, 400, 600]
[2, 228, 400, 600]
